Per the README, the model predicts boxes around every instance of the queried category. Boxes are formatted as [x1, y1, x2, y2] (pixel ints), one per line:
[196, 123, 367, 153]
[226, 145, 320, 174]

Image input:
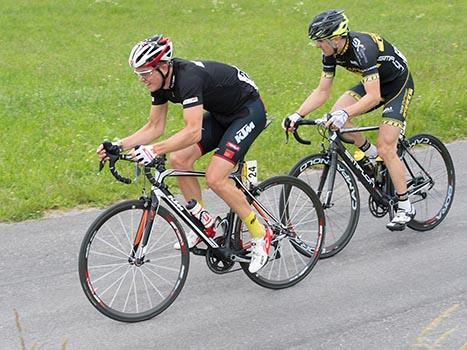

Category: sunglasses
[134, 68, 155, 79]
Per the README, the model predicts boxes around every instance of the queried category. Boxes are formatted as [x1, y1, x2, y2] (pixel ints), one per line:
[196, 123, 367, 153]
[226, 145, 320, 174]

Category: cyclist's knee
[331, 92, 359, 112]
[170, 152, 194, 170]
[205, 170, 230, 193]
[170, 147, 199, 169]
[376, 140, 397, 161]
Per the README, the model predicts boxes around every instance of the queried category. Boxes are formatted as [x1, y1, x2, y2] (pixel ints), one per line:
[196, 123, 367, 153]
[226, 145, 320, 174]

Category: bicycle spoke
[95, 235, 130, 258]
[107, 267, 132, 307]
[142, 264, 176, 285]
[146, 262, 181, 273]
[116, 214, 134, 248]
[89, 250, 128, 261]
[139, 268, 166, 299]
[91, 263, 128, 284]
[105, 224, 130, 254]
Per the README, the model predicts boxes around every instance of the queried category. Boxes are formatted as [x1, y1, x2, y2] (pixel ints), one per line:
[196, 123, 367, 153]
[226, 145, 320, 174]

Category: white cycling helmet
[128, 35, 173, 69]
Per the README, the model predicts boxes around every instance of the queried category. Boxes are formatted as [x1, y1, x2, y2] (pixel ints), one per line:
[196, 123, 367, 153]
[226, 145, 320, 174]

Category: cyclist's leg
[169, 112, 224, 203]
[205, 98, 266, 221]
[377, 124, 407, 193]
[377, 74, 415, 229]
[377, 73, 414, 196]
[205, 98, 269, 272]
[170, 145, 203, 201]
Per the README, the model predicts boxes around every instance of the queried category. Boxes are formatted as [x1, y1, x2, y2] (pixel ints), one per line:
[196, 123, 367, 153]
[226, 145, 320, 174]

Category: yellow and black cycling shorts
[345, 73, 414, 131]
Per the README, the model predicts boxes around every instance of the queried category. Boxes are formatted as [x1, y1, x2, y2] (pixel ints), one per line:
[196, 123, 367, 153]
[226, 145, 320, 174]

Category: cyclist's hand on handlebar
[325, 110, 349, 130]
[282, 112, 303, 132]
[133, 145, 157, 166]
[97, 140, 122, 162]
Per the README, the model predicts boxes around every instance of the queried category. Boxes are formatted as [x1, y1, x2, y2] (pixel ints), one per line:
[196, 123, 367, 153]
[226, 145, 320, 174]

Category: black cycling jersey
[151, 58, 259, 117]
[322, 31, 414, 128]
[322, 31, 409, 85]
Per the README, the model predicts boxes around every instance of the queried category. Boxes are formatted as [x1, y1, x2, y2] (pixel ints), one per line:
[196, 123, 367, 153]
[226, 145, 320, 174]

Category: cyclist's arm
[120, 103, 168, 150]
[344, 79, 381, 118]
[297, 76, 333, 117]
[152, 105, 204, 155]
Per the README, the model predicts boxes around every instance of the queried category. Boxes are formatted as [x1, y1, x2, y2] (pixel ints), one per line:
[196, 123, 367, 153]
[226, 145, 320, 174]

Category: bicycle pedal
[386, 223, 407, 232]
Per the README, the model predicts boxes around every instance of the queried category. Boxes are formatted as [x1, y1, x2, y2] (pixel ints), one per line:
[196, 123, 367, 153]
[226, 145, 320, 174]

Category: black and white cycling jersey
[151, 58, 259, 117]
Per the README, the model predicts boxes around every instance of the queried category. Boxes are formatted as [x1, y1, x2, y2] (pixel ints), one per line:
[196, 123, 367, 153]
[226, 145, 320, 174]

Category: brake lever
[133, 162, 141, 182]
[98, 160, 105, 175]
[284, 129, 289, 144]
[314, 116, 329, 126]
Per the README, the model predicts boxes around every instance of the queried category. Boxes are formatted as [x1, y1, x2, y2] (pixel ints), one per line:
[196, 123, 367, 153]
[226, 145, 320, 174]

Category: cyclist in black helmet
[283, 9, 415, 231]
[97, 35, 272, 273]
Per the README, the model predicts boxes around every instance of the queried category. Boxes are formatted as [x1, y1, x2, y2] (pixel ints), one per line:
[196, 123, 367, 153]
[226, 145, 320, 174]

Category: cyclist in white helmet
[97, 35, 271, 273]
[283, 9, 415, 231]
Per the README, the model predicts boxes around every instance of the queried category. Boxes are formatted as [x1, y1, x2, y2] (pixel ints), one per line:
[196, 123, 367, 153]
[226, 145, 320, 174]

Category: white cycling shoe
[173, 230, 200, 250]
[386, 207, 416, 231]
[248, 227, 272, 273]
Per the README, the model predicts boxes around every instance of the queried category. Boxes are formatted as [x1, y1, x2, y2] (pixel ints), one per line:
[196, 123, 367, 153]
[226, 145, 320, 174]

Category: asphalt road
[1, 141, 466, 350]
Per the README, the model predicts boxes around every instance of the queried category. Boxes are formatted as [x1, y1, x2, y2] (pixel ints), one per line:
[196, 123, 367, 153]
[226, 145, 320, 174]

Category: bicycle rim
[240, 176, 325, 289]
[403, 134, 455, 231]
[78, 200, 189, 322]
[289, 154, 359, 258]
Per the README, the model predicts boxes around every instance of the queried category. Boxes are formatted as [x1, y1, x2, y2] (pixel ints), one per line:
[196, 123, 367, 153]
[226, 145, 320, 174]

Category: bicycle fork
[317, 149, 338, 209]
[129, 198, 157, 266]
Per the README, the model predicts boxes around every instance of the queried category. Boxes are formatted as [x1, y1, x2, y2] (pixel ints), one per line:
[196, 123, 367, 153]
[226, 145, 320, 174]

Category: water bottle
[354, 150, 375, 177]
[186, 199, 216, 238]
[373, 156, 385, 185]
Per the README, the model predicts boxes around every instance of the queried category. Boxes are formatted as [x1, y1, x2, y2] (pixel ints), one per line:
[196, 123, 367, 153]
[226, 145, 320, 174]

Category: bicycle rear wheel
[240, 176, 325, 289]
[78, 199, 189, 322]
[402, 134, 455, 231]
[289, 153, 360, 258]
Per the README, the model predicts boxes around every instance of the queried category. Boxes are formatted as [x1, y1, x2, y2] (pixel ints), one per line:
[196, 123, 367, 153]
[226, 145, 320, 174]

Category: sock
[396, 192, 412, 211]
[359, 139, 370, 152]
[359, 139, 378, 158]
[365, 144, 378, 158]
[241, 211, 265, 239]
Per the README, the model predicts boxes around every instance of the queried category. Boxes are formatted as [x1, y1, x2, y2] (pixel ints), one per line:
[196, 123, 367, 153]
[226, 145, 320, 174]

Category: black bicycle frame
[132, 162, 279, 263]
[323, 127, 394, 209]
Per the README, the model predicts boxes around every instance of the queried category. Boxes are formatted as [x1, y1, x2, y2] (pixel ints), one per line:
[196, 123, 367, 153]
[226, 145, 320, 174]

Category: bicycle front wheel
[289, 153, 360, 258]
[402, 134, 455, 231]
[78, 200, 189, 322]
[240, 176, 325, 289]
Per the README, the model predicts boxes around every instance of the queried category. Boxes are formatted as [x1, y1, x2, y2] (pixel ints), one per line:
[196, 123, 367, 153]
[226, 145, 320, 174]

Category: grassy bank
[0, 0, 465, 222]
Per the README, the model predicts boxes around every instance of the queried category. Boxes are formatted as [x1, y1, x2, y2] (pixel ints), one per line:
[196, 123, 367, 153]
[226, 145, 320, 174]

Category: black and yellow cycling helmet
[308, 9, 349, 41]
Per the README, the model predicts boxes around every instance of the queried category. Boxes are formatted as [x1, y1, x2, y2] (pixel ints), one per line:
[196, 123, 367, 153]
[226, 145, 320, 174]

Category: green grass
[1, 0, 466, 222]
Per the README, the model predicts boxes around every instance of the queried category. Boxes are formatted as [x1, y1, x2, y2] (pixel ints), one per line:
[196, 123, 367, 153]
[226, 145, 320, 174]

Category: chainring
[368, 195, 388, 218]
[205, 237, 235, 274]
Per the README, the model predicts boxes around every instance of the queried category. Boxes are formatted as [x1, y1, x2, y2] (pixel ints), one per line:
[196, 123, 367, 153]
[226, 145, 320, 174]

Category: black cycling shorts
[346, 73, 414, 130]
[197, 98, 267, 164]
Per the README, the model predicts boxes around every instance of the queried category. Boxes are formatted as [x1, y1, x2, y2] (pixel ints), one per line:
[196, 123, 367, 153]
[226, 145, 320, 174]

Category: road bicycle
[288, 118, 455, 259]
[78, 145, 325, 322]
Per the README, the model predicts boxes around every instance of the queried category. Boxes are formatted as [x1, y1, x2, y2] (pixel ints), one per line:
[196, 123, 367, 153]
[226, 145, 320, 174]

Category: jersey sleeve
[350, 36, 380, 83]
[322, 54, 336, 78]
[178, 73, 204, 109]
[151, 91, 168, 106]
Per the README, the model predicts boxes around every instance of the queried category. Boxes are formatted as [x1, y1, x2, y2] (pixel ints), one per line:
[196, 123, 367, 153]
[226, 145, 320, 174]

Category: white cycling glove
[282, 112, 303, 130]
[134, 145, 157, 165]
[327, 110, 349, 130]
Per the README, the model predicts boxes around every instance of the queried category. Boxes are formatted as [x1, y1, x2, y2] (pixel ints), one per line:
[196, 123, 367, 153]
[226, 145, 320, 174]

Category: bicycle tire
[402, 134, 455, 231]
[239, 176, 325, 289]
[289, 153, 360, 258]
[78, 199, 189, 322]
